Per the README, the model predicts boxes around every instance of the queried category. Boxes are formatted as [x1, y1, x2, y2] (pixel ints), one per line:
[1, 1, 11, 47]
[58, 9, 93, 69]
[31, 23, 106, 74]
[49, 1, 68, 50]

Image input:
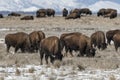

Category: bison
[8, 12, 21, 17]
[61, 34, 96, 57]
[20, 16, 34, 20]
[65, 13, 80, 19]
[46, 9, 55, 17]
[104, 11, 117, 19]
[29, 31, 45, 52]
[62, 8, 68, 17]
[91, 31, 107, 50]
[36, 9, 46, 18]
[0, 14, 3, 18]
[60, 32, 82, 56]
[39, 36, 63, 65]
[106, 29, 120, 45]
[113, 33, 120, 51]
[79, 8, 92, 15]
[5, 32, 31, 53]
[97, 8, 106, 17]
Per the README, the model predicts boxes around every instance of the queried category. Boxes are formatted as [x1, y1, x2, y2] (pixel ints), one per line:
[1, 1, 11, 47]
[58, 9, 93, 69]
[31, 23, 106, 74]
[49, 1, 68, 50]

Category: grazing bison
[79, 8, 92, 15]
[113, 33, 120, 51]
[29, 31, 45, 52]
[91, 31, 107, 50]
[97, 8, 106, 17]
[106, 29, 120, 45]
[8, 12, 21, 17]
[60, 32, 82, 56]
[65, 13, 80, 19]
[5, 32, 31, 53]
[39, 36, 63, 65]
[0, 14, 3, 18]
[62, 8, 68, 17]
[46, 9, 55, 17]
[36, 9, 46, 18]
[62, 34, 96, 57]
[20, 16, 34, 20]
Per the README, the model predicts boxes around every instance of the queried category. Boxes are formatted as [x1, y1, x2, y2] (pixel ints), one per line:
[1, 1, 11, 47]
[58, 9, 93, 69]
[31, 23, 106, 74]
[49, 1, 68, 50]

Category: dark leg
[6, 45, 10, 53]
[15, 45, 19, 53]
[50, 56, 54, 64]
[69, 49, 73, 57]
[40, 51, 44, 65]
[45, 55, 49, 64]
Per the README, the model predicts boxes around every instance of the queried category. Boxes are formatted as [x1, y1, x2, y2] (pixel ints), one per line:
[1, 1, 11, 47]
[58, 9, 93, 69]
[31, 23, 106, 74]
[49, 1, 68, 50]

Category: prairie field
[0, 15, 120, 80]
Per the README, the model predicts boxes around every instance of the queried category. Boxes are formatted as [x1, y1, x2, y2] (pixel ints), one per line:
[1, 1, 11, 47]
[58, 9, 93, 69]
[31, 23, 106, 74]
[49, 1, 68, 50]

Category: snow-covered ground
[0, 65, 119, 80]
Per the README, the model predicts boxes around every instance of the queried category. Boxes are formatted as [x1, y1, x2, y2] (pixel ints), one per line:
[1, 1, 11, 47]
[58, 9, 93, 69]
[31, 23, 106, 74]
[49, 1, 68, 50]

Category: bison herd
[0, 8, 118, 20]
[5, 29, 120, 65]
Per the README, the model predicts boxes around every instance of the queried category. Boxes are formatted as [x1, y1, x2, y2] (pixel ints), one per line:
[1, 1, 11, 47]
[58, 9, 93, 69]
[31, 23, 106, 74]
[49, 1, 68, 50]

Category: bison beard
[39, 36, 63, 65]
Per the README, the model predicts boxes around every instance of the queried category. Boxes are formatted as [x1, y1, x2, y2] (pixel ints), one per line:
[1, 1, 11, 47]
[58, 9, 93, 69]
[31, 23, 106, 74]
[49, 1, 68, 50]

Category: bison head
[86, 48, 96, 57]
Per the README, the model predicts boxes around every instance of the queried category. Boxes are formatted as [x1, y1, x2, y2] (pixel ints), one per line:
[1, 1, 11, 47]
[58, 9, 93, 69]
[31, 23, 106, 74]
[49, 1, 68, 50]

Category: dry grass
[109, 75, 116, 80]
[53, 60, 61, 68]
[0, 77, 4, 80]
[28, 67, 35, 73]
[15, 68, 21, 76]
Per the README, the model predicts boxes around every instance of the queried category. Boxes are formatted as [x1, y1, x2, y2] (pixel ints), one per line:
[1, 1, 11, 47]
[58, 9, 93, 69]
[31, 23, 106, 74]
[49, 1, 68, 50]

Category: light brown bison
[39, 36, 63, 65]
[97, 8, 106, 17]
[60, 32, 82, 56]
[29, 31, 45, 52]
[5, 32, 31, 53]
[91, 31, 107, 50]
[36, 9, 46, 18]
[106, 29, 120, 45]
[0, 14, 3, 18]
[62, 8, 68, 17]
[65, 13, 80, 19]
[62, 34, 96, 57]
[46, 9, 55, 17]
[8, 12, 21, 17]
[70, 8, 81, 17]
[113, 33, 120, 51]
[79, 8, 92, 15]
[20, 16, 34, 20]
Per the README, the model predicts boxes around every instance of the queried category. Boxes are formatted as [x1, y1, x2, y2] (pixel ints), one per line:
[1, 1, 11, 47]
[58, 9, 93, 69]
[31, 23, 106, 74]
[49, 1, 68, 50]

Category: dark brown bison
[104, 11, 117, 19]
[62, 8, 68, 17]
[65, 12, 80, 19]
[39, 36, 63, 65]
[36, 9, 46, 18]
[113, 33, 120, 51]
[97, 8, 106, 17]
[60, 32, 82, 56]
[104, 8, 117, 15]
[0, 14, 3, 18]
[91, 31, 107, 50]
[70, 8, 81, 17]
[8, 12, 21, 17]
[5, 32, 31, 53]
[79, 8, 92, 15]
[20, 16, 34, 20]
[106, 29, 120, 45]
[62, 34, 96, 57]
[46, 9, 55, 17]
[29, 31, 45, 52]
